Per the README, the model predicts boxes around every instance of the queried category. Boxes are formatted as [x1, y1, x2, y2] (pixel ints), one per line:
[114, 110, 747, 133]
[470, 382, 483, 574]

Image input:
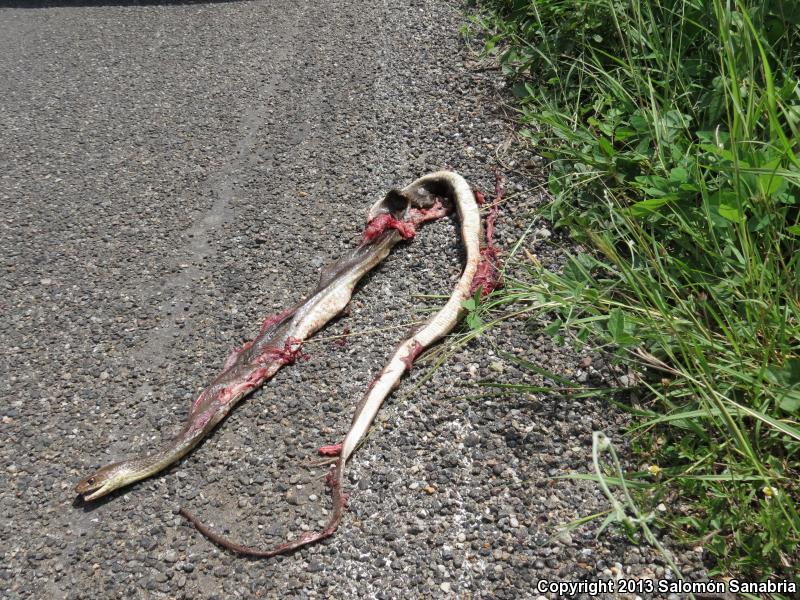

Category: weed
[470, 0, 800, 581]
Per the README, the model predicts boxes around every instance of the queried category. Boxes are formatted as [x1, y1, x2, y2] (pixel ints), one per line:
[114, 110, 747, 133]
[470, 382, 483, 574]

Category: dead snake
[75, 170, 491, 556]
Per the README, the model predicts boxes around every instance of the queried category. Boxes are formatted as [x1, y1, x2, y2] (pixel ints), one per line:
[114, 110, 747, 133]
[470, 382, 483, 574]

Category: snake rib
[75, 171, 483, 557]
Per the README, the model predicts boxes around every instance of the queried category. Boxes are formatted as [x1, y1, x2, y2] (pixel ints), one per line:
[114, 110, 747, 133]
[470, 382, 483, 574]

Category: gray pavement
[0, 1, 704, 598]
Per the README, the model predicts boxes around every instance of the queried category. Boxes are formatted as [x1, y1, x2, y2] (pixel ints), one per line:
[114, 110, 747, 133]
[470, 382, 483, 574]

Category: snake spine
[76, 171, 495, 556]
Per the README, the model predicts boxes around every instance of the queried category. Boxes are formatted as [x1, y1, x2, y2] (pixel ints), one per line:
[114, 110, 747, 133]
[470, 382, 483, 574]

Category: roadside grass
[466, 0, 800, 582]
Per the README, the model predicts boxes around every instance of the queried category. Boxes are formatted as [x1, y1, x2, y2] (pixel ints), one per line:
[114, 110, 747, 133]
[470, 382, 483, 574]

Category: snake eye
[87, 477, 95, 485]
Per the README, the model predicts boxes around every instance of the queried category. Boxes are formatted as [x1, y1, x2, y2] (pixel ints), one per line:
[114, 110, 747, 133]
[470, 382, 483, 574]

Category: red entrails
[189, 405, 217, 433]
[262, 337, 309, 365]
[469, 170, 504, 299]
[400, 340, 424, 371]
[360, 213, 416, 245]
[407, 199, 451, 226]
[318, 442, 343, 457]
[214, 365, 270, 407]
[223, 339, 255, 371]
[469, 250, 502, 299]
[486, 167, 502, 251]
[258, 307, 294, 335]
[324, 472, 350, 506]
[221, 308, 295, 372]
[298, 531, 318, 543]
[223, 348, 241, 370]
[190, 389, 209, 413]
[325, 471, 338, 489]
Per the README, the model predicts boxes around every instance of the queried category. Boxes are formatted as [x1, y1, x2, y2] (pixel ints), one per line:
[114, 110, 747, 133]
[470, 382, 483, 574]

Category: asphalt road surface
[1, 1, 705, 598]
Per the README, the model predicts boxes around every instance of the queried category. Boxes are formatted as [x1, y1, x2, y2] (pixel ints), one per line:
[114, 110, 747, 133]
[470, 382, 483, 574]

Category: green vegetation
[468, 0, 800, 581]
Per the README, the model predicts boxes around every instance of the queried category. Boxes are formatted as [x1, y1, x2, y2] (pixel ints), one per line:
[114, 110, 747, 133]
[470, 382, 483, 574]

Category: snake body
[76, 171, 484, 556]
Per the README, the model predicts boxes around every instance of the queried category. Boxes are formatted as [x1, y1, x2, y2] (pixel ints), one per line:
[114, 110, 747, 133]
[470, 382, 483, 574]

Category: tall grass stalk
[470, 0, 800, 580]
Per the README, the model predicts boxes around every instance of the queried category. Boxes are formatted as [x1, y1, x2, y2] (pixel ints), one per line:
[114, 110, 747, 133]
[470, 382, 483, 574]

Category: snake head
[74, 461, 130, 501]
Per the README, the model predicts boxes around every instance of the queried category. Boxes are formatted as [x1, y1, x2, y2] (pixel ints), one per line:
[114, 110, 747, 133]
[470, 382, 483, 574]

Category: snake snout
[74, 461, 126, 501]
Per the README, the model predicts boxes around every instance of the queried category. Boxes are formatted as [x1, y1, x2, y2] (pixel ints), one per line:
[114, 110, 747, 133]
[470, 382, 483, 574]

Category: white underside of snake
[76, 171, 489, 556]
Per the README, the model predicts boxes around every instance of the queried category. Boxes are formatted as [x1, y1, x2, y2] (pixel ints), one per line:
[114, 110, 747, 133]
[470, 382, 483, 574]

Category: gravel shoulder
[1, 1, 704, 598]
